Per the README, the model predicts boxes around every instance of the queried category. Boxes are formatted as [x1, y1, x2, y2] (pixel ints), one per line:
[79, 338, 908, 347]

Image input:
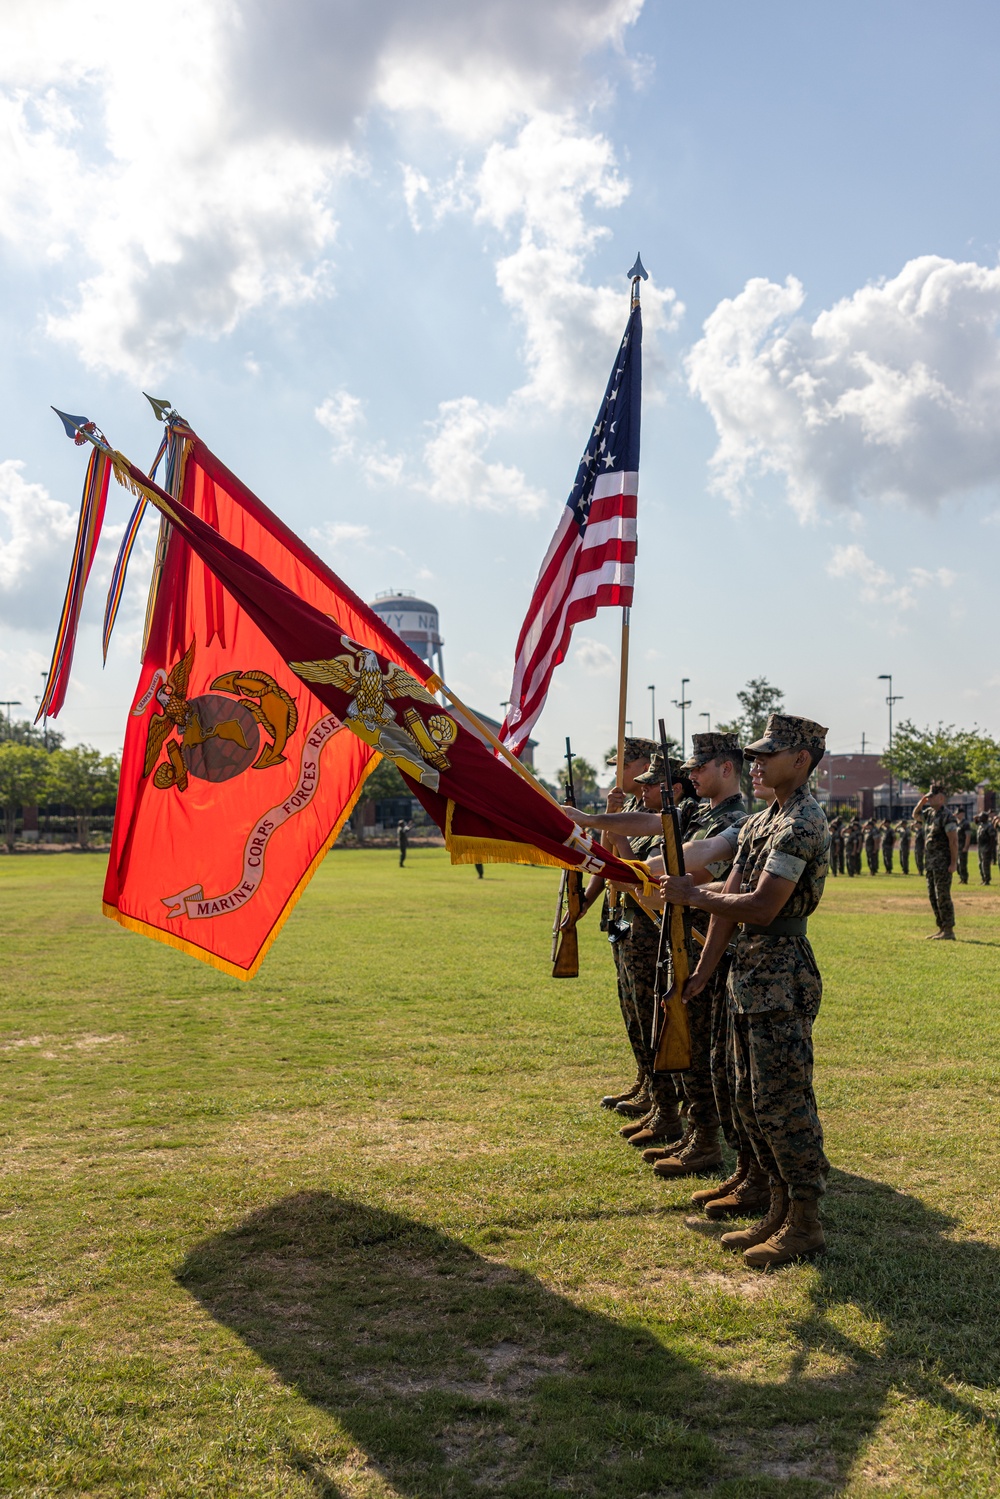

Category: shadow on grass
[177, 1177, 1000, 1498]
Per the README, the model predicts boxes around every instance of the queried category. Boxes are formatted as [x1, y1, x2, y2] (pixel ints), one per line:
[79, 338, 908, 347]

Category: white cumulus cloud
[1, 0, 647, 378]
[688, 256, 1000, 519]
[574, 635, 616, 673]
[826, 543, 957, 612]
[405, 111, 680, 512]
[0, 460, 78, 629]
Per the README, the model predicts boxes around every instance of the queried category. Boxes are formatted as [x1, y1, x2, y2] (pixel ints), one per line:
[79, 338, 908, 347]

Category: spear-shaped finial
[627, 252, 648, 309]
[51, 408, 109, 451]
[143, 392, 188, 426]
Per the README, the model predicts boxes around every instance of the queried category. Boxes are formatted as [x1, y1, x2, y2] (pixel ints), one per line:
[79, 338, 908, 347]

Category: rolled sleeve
[764, 849, 806, 882]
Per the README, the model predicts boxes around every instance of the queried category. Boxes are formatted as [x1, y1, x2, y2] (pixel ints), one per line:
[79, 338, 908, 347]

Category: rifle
[650, 718, 693, 1070]
[552, 737, 584, 978]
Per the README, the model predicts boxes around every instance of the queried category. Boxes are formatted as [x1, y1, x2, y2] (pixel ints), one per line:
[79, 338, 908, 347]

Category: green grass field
[2, 850, 999, 1498]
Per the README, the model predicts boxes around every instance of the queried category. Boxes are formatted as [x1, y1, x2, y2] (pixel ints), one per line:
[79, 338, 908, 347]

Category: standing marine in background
[913, 786, 958, 940]
[976, 812, 996, 885]
[897, 817, 911, 875]
[956, 811, 972, 885]
[913, 811, 926, 876]
[845, 817, 862, 877]
[863, 818, 879, 876]
[880, 817, 896, 875]
[827, 816, 842, 877]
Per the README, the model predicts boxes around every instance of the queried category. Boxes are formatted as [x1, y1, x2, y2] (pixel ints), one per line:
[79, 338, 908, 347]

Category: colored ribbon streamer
[101, 433, 168, 661]
[37, 444, 112, 721]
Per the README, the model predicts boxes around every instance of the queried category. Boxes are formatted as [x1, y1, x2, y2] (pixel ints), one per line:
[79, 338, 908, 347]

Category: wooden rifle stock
[651, 719, 693, 1071]
[552, 736, 583, 979]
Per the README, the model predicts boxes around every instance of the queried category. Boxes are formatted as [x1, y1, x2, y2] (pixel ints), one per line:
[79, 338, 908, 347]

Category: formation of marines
[565, 715, 831, 1271]
[561, 716, 997, 1271]
[830, 808, 997, 869]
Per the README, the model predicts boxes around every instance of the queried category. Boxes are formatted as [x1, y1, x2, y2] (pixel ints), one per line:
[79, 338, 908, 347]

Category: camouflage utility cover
[681, 731, 742, 771]
[606, 737, 657, 767]
[745, 713, 828, 756]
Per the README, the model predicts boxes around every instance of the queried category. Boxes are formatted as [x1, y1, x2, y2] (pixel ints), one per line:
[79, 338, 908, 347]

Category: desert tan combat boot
[927, 928, 955, 941]
[652, 1126, 724, 1178]
[627, 1100, 683, 1148]
[642, 1123, 693, 1163]
[618, 1109, 653, 1138]
[690, 1153, 751, 1207]
[743, 1196, 825, 1268]
[719, 1179, 789, 1253]
[601, 1071, 646, 1110]
[614, 1078, 652, 1119]
[703, 1157, 771, 1219]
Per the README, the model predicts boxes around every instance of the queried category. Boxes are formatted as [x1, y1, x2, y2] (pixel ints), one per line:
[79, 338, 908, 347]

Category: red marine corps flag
[95, 442, 647, 976]
[499, 265, 643, 757]
[101, 417, 439, 979]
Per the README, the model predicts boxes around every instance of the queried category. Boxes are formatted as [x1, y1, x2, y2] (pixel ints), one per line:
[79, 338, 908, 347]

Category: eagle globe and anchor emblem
[139, 641, 298, 792]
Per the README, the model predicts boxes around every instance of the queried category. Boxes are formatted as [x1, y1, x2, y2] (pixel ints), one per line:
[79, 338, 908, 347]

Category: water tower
[369, 591, 445, 680]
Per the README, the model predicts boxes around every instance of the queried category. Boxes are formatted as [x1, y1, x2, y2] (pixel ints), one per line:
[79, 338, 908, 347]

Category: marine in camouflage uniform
[897, 818, 911, 875]
[956, 814, 972, 885]
[639, 733, 747, 1182]
[914, 787, 958, 939]
[863, 818, 879, 875]
[913, 814, 926, 876]
[611, 748, 697, 1147]
[845, 818, 862, 877]
[827, 816, 842, 877]
[880, 818, 895, 874]
[661, 714, 832, 1268]
[573, 737, 658, 1116]
[976, 813, 996, 885]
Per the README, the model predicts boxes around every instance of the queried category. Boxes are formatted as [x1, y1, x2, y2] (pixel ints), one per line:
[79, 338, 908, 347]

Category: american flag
[499, 304, 641, 756]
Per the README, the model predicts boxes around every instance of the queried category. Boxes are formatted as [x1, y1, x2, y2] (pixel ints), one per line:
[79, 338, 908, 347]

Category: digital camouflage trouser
[865, 840, 879, 875]
[709, 957, 748, 1152]
[899, 840, 910, 875]
[882, 844, 894, 874]
[617, 905, 681, 1109]
[730, 1008, 829, 1200]
[925, 853, 955, 930]
[957, 846, 969, 884]
[669, 962, 721, 1134]
[980, 843, 994, 886]
[727, 934, 829, 1200]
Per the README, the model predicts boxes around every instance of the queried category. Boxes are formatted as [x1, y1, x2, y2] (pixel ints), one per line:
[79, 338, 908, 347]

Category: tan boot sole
[743, 1236, 826, 1269]
[653, 1153, 724, 1179]
[704, 1190, 771, 1220]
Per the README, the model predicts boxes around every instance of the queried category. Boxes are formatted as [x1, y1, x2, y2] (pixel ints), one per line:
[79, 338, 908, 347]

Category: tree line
[0, 720, 119, 850]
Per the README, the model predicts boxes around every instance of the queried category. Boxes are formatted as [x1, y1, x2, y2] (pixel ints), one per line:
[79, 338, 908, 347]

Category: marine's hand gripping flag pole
[498, 255, 646, 764]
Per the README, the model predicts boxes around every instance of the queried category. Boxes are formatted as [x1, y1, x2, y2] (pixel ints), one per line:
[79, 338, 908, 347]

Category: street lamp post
[647, 684, 656, 740]
[877, 674, 903, 818]
[0, 700, 21, 734]
[672, 678, 691, 760]
[700, 711, 711, 734]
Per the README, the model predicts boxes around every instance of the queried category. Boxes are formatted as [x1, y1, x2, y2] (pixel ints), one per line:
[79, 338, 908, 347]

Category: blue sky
[3, 0, 1000, 778]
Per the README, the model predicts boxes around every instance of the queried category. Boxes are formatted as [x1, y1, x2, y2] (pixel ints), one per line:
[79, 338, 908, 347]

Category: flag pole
[615, 254, 647, 788]
[615, 607, 629, 790]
